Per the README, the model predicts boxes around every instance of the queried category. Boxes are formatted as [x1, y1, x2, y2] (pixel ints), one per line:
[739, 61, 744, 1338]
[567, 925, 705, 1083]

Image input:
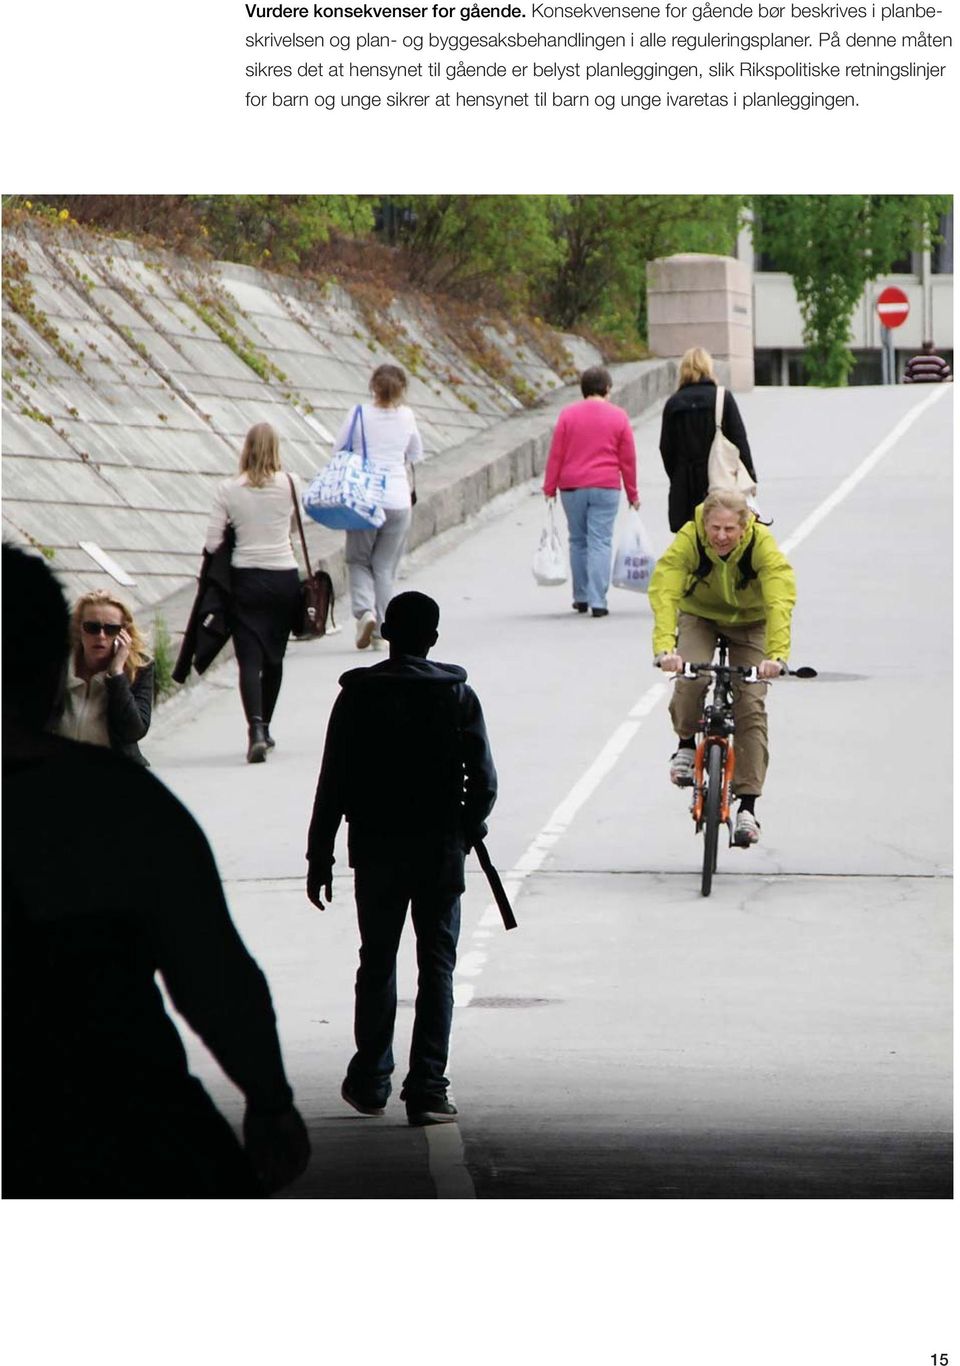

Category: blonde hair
[239, 423, 281, 488]
[677, 347, 716, 388]
[72, 590, 151, 681]
[702, 489, 751, 528]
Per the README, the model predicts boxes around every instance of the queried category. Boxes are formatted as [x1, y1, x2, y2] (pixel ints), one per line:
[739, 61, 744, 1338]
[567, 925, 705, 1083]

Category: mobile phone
[112, 637, 120, 655]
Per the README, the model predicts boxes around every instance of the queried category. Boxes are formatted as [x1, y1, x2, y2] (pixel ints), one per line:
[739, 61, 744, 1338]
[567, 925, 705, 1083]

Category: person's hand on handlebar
[757, 659, 786, 680]
[655, 652, 684, 673]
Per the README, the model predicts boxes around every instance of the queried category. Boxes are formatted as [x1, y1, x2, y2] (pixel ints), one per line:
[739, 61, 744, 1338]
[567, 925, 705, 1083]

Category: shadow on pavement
[463, 1129, 952, 1199]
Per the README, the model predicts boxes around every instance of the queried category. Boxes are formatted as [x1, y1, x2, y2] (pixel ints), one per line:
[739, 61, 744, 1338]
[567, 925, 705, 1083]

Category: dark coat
[106, 663, 154, 766]
[307, 655, 498, 891]
[660, 380, 757, 533]
[172, 529, 235, 684]
[3, 732, 294, 1196]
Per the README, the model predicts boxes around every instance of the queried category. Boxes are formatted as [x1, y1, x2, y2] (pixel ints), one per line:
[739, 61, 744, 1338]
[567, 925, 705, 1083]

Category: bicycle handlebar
[680, 661, 765, 682]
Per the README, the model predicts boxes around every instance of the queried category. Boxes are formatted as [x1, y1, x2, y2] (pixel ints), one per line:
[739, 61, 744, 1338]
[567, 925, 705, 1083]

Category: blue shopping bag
[303, 406, 387, 531]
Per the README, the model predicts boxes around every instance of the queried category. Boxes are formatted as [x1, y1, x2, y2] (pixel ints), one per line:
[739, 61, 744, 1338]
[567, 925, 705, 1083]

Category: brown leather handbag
[288, 475, 335, 639]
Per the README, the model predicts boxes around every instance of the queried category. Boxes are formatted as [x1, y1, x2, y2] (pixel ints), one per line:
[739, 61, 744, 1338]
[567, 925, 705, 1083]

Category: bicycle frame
[661, 642, 806, 894]
[691, 735, 736, 828]
[683, 641, 759, 840]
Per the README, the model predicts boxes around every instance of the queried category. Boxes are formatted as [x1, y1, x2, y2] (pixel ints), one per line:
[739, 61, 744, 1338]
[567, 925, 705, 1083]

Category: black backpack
[691, 525, 758, 592]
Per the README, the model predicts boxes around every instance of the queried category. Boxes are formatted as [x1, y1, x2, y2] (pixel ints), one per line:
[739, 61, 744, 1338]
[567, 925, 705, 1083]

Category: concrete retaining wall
[1, 221, 676, 666]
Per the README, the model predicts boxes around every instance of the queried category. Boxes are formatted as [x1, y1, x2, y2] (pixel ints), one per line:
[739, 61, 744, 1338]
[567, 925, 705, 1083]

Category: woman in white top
[205, 422, 301, 763]
[335, 364, 423, 648]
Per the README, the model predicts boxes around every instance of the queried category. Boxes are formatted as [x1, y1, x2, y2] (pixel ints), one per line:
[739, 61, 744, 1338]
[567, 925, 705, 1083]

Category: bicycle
[666, 640, 816, 896]
[674, 639, 758, 896]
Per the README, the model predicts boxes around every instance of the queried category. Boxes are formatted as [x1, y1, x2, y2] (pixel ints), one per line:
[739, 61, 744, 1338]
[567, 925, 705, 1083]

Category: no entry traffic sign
[876, 286, 910, 329]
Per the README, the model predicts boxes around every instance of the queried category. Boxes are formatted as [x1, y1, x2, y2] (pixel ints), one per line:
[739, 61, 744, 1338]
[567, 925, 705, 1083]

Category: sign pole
[882, 325, 895, 384]
[875, 286, 910, 385]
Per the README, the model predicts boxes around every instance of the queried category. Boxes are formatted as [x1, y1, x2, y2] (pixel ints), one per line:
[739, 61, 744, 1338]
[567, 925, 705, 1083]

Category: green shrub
[151, 614, 176, 699]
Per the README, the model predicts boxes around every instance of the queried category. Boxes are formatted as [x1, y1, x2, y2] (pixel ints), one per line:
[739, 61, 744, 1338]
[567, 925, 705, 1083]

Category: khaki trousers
[669, 613, 769, 796]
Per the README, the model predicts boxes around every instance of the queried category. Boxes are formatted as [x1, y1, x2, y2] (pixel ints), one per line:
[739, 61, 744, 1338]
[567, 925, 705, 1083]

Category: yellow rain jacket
[649, 506, 797, 661]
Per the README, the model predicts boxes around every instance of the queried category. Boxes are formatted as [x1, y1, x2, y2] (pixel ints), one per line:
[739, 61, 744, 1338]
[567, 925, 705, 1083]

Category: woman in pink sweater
[543, 366, 639, 617]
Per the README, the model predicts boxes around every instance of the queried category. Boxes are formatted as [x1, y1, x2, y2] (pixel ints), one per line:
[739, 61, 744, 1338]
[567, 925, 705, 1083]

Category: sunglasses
[82, 621, 123, 637]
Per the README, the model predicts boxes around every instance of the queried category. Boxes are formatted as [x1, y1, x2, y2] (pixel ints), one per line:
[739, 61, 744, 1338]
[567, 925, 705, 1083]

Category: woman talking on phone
[57, 590, 154, 765]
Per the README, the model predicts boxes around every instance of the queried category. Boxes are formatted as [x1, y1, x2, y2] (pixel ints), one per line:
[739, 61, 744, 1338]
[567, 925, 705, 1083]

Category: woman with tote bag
[333, 364, 424, 650]
[659, 347, 757, 533]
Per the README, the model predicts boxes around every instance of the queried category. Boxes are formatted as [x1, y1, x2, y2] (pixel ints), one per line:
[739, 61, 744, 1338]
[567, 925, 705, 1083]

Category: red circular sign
[876, 285, 910, 329]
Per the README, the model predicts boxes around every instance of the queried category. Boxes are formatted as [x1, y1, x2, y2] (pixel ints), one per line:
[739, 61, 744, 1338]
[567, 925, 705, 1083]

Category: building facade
[737, 207, 953, 386]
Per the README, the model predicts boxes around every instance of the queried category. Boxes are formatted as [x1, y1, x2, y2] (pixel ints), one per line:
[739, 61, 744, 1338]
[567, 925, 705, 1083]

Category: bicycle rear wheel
[701, 743, 723, 897]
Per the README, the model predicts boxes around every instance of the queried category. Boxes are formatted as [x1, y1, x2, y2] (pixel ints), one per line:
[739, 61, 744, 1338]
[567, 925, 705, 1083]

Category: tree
[193, 195, 375, 265]
[540, 195, 745, 337]
[750, 195, 951, 386]
[384, 195, 564, 303]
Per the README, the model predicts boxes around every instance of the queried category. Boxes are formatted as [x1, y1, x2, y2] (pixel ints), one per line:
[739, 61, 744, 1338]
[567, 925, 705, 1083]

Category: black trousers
[346, 858, 462, 1106]
[231, 567, 299, 725]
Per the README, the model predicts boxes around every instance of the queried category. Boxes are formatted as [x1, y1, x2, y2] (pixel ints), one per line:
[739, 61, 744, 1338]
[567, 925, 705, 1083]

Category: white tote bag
[532, 502, 568, 586]
[707, 386, 757, 498]
[612, 509, 656, 593]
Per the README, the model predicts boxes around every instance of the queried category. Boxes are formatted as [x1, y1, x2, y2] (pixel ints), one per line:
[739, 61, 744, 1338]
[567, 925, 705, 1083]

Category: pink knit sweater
[542, 398, 638, 503]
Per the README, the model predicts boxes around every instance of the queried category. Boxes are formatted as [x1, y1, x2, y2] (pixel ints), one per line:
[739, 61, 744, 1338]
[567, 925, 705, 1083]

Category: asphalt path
[149, 382, 952, 1199]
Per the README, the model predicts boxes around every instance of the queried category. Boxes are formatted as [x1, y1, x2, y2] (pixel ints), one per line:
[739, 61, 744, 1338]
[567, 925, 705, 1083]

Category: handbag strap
[356, 405, 368, 467]
[344, 403, 369, 467]
[287, 474, 313, 578]
[714, 385, 725, 433]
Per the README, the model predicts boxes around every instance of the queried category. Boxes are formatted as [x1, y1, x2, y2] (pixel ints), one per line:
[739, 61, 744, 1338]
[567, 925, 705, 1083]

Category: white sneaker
[355, 610, 376, 649]
[669, 748, 696, 787]
[733, 810, 761, 846]
[370, 632, 385, 652]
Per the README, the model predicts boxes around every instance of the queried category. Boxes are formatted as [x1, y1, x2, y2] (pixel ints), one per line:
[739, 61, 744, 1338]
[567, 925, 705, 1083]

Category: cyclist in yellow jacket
[649, 489, 797, 847]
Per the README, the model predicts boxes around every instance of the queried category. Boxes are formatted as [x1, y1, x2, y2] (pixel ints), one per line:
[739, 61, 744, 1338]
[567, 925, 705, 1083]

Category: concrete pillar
[646, 253, 755, 391]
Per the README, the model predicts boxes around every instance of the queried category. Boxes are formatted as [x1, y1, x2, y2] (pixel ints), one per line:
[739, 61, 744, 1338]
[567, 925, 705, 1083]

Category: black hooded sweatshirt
[659, 380, 757, 533]
[307, 655, 498, 889]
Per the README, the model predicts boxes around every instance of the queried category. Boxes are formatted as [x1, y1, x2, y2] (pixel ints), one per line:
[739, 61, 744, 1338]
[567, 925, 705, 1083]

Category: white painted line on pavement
[424, 1122, 476, 1199]
[453, 678, 668, 1008]
[453, 384, 951, 1010]
[779, 384, 950, 557]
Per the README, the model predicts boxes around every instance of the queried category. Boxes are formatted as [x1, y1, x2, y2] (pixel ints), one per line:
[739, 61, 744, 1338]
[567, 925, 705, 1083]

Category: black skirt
[231, 567, 300, 666]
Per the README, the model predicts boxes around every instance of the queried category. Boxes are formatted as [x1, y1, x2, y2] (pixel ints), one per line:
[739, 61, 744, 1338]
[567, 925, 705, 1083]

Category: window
[932, 207, 954, 274]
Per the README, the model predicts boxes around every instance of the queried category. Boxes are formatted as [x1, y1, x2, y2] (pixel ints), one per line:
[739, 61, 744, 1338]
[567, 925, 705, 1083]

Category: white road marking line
[425, 1122, 476, 1199]
[453, 385, 951, 1010]
[453, 679, 668, 1007]
[779, 385, 949, 557]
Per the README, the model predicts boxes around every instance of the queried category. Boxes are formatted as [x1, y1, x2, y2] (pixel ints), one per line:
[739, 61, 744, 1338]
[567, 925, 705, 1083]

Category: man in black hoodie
[306, 591, 498, 1126]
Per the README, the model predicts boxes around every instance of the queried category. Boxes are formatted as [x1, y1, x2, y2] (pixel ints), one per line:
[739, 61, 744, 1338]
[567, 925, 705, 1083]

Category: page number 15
[930, 1356, 949, 1364]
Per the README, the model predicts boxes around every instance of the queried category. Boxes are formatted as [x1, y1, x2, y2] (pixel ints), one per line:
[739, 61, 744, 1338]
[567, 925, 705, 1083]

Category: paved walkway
[150, 383, 953, 1199]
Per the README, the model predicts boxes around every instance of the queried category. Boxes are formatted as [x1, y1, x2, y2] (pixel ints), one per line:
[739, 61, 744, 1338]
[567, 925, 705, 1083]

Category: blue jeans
[559, 487, 621, 611]
[346, 860, 461, 1106]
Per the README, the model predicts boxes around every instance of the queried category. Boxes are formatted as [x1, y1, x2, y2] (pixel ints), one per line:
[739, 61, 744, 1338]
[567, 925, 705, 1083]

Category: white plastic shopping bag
[532, 501, 568, 586]
[612, 509, 655, 593]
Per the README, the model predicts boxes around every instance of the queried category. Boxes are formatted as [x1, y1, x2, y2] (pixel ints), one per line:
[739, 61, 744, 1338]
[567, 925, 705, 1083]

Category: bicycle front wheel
[701, 743, 723, 897]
